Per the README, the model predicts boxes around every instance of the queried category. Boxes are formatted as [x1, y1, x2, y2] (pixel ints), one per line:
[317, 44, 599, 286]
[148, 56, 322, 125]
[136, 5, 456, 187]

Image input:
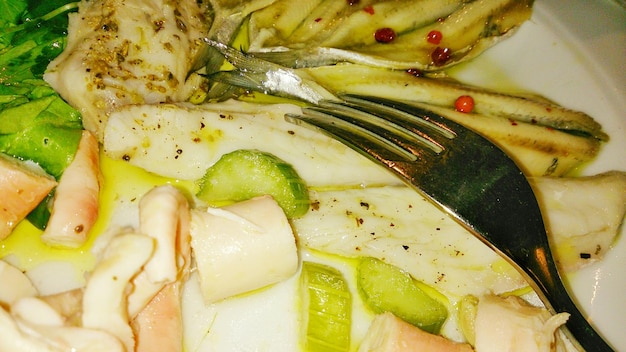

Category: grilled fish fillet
[44, 0, 211, 140]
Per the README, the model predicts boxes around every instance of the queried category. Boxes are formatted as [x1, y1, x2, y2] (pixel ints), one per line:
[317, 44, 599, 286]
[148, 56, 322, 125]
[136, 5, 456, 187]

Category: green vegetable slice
[300, 261, 352, 352]
[357, 256, 448, 334]
[457, 294, 479, 346]
[196, 149, 310, 218]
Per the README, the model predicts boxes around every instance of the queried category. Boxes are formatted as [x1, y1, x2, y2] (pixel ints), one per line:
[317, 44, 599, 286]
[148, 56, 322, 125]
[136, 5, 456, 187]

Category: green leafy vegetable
[0, 0, 82, 230]
[1, 0, 79, 82]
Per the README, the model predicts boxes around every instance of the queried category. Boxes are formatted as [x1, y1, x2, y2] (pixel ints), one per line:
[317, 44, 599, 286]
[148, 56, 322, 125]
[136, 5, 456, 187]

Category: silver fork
[201, 40, 612, 350]
[285, 94, 612, 351]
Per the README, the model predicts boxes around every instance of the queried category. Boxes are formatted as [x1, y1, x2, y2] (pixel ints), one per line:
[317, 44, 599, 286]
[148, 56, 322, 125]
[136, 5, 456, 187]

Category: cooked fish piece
[248, 0, 533, 71]
[44, 0, 211, 140]
[103, 101, 398, 186]
[529, 171, 626, 271]
[293, 175, 626, 297]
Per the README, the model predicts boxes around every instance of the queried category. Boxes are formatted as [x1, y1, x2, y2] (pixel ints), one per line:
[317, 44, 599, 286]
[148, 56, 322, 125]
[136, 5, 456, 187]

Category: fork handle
[521, 252, 614, 351]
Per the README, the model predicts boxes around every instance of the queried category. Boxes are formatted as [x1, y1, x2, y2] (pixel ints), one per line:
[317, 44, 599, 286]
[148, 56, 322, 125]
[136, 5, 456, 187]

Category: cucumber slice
[300, 261, 352, 352]
[356, 257, 448, 334]
[196, 149, 310, 218]
[457, 295, 479, 346]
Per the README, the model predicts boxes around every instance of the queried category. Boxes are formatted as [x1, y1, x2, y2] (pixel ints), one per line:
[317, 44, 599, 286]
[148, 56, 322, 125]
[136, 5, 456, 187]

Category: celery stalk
[300, 261, 352, 352]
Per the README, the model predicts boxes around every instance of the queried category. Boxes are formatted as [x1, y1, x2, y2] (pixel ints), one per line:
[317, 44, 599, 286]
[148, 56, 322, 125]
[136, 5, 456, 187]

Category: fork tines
[286, 95, 457, 164]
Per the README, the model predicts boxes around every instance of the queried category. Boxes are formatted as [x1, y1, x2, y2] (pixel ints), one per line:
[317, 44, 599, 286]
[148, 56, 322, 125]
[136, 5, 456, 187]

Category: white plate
[185, 2, 626, 350]
[5, 1, 625, 350]
[453, 0, 625, 349]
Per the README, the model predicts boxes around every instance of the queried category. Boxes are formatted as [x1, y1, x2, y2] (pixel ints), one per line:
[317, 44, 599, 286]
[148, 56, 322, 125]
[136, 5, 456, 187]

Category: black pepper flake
[402, 245, 409, 250]
[154, 20, 165, 32]
[122, 154, 131, 161]
[287, 130, 295, 135]
[580, 253, 591, 259]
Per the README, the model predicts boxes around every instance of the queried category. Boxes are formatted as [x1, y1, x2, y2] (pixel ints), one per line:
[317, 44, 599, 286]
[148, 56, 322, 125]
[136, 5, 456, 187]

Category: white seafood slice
[129, 185, 192, 352]
[190, 195, 298, 303]
[0, 260, 38, 306]
[0, 154, 57, 240]
[103, 101, 397, 186]
[41, 131, 101, 248]
[133, 281, 186, 352]
[0, 307, 124, 352]
[44, 0, 210, 140]
[128, 185, 191, 317]
[11, 297, 65, 327]
[358, 312, 473, 352]
[82, 231, 154, 352]
[474, 295, 570, 352]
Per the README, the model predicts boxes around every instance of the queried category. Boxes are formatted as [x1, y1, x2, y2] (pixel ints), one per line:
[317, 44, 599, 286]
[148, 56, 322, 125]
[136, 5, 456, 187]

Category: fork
[285, 94, 612, 351]
[201, 40, 612, 350]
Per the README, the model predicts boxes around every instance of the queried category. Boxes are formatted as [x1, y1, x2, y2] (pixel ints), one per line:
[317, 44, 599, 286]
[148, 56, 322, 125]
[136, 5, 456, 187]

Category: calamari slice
[358, 312, 473, 352]
[127, 184, 191, 316]
[190, 195, 299, 303]
[0, 306, 124, 352]
[82, 231, 154, 352]
[0, 154, 56, 240]
[132, 281, 186, 352]
[0, 260, 38, 306]
[129, 185, 191, 352]
[41, 131, 101, 248]
[44, 0, 210, 139]
[474, 295, 570, 352]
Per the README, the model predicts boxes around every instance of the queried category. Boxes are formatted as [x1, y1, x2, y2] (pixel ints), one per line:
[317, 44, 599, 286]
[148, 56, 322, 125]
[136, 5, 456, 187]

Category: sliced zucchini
[300, 261, 352, 352]
[196, 149, 310, 218]
[356, 257, 448, 334]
